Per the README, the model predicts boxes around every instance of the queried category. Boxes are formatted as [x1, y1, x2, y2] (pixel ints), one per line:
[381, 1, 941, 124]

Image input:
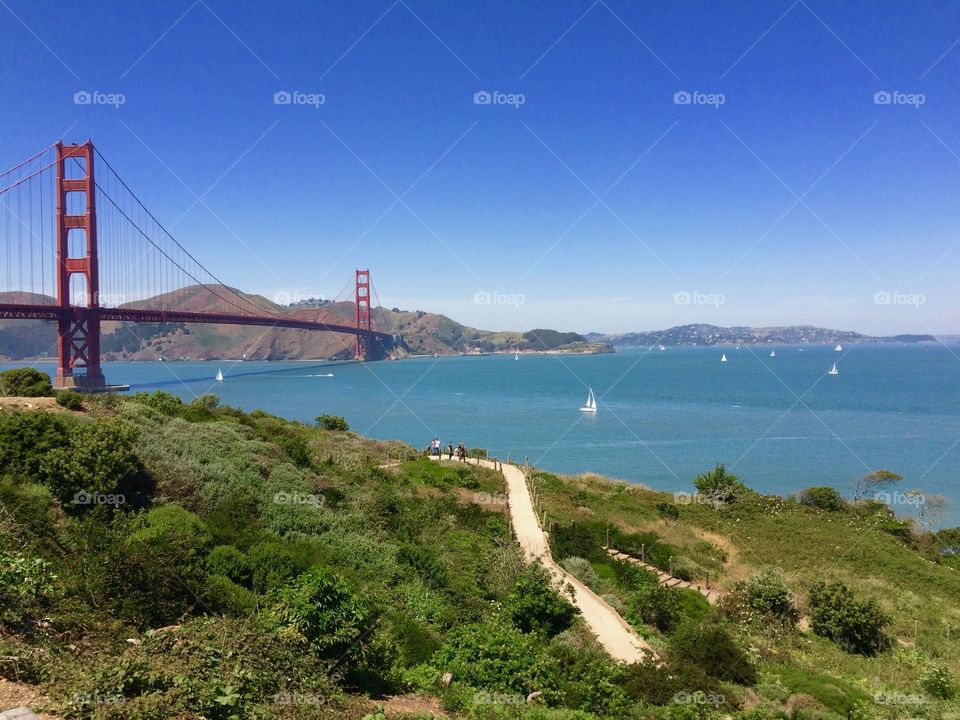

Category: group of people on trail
[429, 437, 468, 462]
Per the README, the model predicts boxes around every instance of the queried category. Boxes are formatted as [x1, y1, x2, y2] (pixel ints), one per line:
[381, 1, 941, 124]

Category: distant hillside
[0, 289, 609, 361]
[593, 324, 936, 348]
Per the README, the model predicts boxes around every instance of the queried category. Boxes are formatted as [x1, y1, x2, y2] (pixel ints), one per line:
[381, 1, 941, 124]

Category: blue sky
[1, 0, 959, 335]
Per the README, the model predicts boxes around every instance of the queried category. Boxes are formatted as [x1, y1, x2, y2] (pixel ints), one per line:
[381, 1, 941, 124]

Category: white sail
[215, 369, 224, 382]
[515, 352, 520, 360]
[829, 363, 839, 376]
[835, 344, 842, 352]
[770, 350, 776, 357]
[720, 353, 728, 363]
[580, 387, 597, 413]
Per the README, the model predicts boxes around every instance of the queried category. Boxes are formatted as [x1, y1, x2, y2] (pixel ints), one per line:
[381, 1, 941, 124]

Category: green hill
[0, 379, 957, 719]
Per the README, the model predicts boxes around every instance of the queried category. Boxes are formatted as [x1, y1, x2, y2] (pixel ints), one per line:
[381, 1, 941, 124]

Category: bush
[0, 411, 69, 481]
[629, 583, 682, 632]
[206, 544, 252, 587]
[0, 368, 53, 397]
[132, 390, 184, 416]
[55, 389, 84, 410]
[693, 463, 748, 504]
[263, 566, 368, 660]
[549, 522, 606, 564]
[247, 541, 306, 594]
[808, 581, 891, 656]
[204, 574, 257, 616]
[742, 567, 795, 620]
[669, 620, 757, 685]
[431, 621, 548, 694]
[921, 662, 956, 699]
[561, 556, 600, 589]
[503, 561, 577, 636]
[40, 420, 142, 504]
[316, 414, 349, 431]
[656, 501, 680, 519]
[0, 549, 56, 623]
[799, 486, 846, 511]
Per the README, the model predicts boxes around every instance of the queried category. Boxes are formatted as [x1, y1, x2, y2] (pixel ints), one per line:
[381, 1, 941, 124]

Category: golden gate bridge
[0, 140, 397, 390]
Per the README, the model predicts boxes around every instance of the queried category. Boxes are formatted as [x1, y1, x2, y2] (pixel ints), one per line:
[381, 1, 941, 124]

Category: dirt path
[443, 457, 652, 663]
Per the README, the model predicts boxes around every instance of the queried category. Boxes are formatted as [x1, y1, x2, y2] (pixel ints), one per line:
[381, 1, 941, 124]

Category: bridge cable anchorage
[0, 140, 396, 388]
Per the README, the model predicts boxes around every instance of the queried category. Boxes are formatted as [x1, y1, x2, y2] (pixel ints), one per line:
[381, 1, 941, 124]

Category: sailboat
[215, 368, 224, 382]
[720, 353, 728, 363]
[770, 350, 776, 357]
[658, 344, 666, 351]
[579, 387, 597, 413]
[514, 352, 520, 360]
[834, 344, 842, 352]
[828, 362, 839, 376]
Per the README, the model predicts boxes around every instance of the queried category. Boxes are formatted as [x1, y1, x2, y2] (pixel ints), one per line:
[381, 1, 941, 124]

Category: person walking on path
[457, 442, 467, 463]
[447, 442, 454, 460]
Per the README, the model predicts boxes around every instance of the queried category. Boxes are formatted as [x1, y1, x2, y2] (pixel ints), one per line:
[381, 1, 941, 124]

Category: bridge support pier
[53, 141, 106, 391]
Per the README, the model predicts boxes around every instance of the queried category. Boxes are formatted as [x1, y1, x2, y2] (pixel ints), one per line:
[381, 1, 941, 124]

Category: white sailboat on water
[580, 386, 597, 413]
[828, 362, 839, 376]
[835, 344, 842, 352]
[514, 352, 520, 360]
[720, 353, 728, 363]
[215, 368, 224, 382]
[770, 350, 776, 357]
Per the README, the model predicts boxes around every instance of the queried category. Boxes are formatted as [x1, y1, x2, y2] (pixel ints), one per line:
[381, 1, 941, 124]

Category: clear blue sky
[2, 0, 958, 335]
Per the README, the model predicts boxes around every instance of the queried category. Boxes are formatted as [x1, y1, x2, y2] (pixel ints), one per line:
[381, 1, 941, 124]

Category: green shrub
[549, 522, 606, 563]
[278, 434, 312, 468]
[629, 583, 682, 632]
[693, 463, 748, 504]
[316, 414, 349, 431]
[503, 561, 577, 636]
[808, 581, 891, 656]
[205, 573, 257, 616]
[561, 556, 600, 589]
[247, 541, 306, 594]
[0, 368, 53, 397]
[742, 567, 795, 620]
[622, 656, 726, 707]
[131, 390, 184, 416]
[669, 620, 757, 684]
[921, 662, 956, 699]
[0, 549, 56, 623]
[656, 500, 680, 519]
[206, 544, 252, 587]
[263, 566, 368, 660]
[0, 410, 69, 481]
[431, 621, 548, 694]
[799, 486, 846, 511]
[41, 420, 141, 504]
[55, 389, 84, 410]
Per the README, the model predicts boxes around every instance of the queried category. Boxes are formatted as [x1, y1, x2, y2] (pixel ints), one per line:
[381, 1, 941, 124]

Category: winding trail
[442, 457, 652, 663]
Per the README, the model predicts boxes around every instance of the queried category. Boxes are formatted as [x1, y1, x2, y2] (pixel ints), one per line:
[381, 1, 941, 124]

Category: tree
[316, 414, 349, 431]
[41, 420, 141, 504]
[798, 486, 845, 511]
[935, 527, 960, 555]
[808, 581, 891, 656]
[0, 368, 53, 397]
[693, 463, 747, 504]
[851, 469, 902, 503]
[913, 492, 948, 532]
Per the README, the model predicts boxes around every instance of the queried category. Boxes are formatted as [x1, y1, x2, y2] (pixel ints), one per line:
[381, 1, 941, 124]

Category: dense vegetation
[0, 368, 957, 719]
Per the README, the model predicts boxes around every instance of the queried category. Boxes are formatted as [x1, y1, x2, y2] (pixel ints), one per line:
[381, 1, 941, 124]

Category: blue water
[8, 345, 960, 524]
